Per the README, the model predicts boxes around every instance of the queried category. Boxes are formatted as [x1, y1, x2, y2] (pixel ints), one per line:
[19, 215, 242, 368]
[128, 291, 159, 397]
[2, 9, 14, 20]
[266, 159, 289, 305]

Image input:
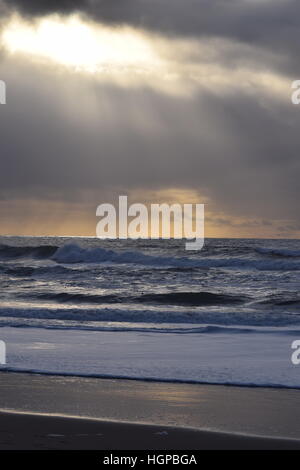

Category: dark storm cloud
[2, 0, 88, 16]
[0, 0, 300, 235]
[1, 0, 298, 43]
[0, 57, 299, 224]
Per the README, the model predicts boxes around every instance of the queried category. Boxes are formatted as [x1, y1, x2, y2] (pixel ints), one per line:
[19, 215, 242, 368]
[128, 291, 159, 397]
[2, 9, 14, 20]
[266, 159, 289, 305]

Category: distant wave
[0, 264, 78, 278]
[51, 243, 183, 266]
[257, 295, 300, 307]
[0, 242, 299, 271]
[28, 292, 123, 304]
[51, 243, 300, 271]
[255, 247, 300, 257]
[0, 319, 266, 334]
[0, 265, 35, 277]
[0, 305, 299, 327]
[21, 290, 246, 306]
[50, 243, 300, 271]
[0, 244, 57, 260]
[138, 291, 245, 306]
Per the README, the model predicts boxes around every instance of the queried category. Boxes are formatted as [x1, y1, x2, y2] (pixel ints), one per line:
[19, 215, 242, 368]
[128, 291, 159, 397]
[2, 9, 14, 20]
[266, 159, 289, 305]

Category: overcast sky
[0, 0, 299, 237]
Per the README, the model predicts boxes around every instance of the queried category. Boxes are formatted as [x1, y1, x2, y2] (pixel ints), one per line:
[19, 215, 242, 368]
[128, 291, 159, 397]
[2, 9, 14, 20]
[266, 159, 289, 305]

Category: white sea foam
[0, 327, 299, 388]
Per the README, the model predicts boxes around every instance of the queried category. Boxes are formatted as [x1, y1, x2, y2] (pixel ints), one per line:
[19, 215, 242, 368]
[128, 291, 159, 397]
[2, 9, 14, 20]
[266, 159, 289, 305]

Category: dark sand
[1, 411, 300, 450]
[0, 372, 300, 449]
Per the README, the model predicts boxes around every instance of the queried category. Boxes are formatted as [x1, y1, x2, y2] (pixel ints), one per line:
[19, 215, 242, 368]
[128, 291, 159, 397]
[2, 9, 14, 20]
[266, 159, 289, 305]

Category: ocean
[0, 236, 299, 388]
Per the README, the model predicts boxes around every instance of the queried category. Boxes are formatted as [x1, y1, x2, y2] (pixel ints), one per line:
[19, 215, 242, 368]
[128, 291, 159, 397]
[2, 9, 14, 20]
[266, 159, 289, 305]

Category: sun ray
[2, 14, 162, 74]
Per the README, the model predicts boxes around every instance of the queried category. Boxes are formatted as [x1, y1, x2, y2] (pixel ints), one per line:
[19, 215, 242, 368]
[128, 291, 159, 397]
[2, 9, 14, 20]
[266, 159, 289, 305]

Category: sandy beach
[0, 372, 300, 449]
[1, 410, 300, 450]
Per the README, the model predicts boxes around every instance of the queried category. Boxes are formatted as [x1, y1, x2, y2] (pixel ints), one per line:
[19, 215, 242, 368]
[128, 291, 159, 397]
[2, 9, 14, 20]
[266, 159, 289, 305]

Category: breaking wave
[255, 247, 300, 257]
[51, 243, 300, 271]
[0, 242, 299, 271]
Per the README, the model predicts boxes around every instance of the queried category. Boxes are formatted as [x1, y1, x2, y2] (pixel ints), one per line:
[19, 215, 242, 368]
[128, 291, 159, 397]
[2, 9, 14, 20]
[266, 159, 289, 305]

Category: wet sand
[0, 372, 300, 449]
[1, 410, 300, 450]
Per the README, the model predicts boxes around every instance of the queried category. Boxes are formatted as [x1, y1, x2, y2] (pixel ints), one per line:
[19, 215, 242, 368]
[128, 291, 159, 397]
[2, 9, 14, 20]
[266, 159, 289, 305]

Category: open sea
[0, 236, 299, 388]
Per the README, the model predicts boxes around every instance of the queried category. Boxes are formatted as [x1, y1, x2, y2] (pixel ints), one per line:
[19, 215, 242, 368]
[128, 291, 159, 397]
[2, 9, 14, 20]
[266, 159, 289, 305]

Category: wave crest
[0, 242, 299, 271]
[52, 243, 300, 271]
[256, 247, 300, 257]
[0, 244, 57, 260]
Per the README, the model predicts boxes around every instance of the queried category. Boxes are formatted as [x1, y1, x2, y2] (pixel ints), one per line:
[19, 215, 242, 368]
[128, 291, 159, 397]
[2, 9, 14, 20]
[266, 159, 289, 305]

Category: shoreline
[1, 368, 300, 391]
[0, 371, 300, 448]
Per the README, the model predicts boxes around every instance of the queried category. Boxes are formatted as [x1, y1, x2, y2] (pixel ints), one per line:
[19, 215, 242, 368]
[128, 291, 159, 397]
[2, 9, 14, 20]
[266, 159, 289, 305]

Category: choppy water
[0, 236, 299, 332]
[0, 236, 299, 387]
